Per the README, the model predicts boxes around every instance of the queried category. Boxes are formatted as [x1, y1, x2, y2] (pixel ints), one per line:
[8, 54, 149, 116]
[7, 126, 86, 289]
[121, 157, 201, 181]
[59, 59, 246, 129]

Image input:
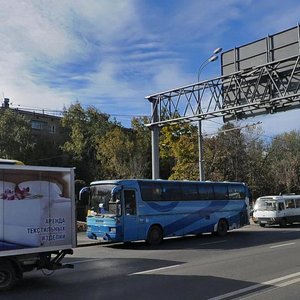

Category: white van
[253, 195, 300, 227]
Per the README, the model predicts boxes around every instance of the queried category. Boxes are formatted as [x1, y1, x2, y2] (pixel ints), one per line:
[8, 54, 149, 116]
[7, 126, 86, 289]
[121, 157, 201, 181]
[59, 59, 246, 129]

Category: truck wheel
[0, 261, 17, 291]
[146, 225, 163, 246]
[216, 219, 228, 236]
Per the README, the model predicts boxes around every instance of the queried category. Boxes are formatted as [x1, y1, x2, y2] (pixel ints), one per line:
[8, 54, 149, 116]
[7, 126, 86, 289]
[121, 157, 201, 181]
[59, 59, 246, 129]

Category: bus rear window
[228, 185, 246, 199]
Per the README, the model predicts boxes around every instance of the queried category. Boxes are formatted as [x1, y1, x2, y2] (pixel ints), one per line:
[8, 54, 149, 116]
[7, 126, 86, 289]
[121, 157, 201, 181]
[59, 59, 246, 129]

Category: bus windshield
[255, 198, 277, 211]
[90, 184, 119, 216]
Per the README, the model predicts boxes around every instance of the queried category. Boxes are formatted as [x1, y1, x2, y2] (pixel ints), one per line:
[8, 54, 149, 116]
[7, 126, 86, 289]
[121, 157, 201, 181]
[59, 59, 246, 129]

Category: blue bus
[80, 179, 250, 245]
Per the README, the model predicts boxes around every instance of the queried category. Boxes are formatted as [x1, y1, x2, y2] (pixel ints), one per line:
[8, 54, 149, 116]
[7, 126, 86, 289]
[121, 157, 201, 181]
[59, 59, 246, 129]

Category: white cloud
[0, 0, 141, 110]
[0, 0, 299, 135]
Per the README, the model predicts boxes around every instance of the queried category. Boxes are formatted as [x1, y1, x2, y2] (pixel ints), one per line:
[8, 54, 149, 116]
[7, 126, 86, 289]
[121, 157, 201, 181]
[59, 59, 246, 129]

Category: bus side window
[124, 190, 136, 215]
[213, 184, 228, 200]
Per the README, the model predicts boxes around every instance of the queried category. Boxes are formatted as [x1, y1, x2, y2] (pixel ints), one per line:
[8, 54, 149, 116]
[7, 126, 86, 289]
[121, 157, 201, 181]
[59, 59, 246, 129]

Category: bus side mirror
[79, 187, 90, 205]
[116, 199, 121, 216]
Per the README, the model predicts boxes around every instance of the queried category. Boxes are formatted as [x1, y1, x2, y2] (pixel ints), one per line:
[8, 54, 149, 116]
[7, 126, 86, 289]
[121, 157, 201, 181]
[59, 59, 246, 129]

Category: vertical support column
[198, 120, 205, 181]
[298, 23, 300, 54]
[150, 98, 160, 179]
[151, 125, 160, 179]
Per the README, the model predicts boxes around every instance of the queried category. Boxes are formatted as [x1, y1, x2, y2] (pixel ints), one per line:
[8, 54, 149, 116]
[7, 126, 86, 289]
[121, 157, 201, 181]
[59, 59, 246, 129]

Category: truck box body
[0, 164, 76, 257]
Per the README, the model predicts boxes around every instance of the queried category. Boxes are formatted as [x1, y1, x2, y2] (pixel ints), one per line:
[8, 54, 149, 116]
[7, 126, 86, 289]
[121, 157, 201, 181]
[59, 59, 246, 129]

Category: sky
[0, 0, 300, 138]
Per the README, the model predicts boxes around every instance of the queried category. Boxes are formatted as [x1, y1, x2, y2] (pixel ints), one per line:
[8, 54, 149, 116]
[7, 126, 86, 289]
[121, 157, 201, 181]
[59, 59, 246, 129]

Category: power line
[9, 104, 149, 119]
[203, 122, 262, 137]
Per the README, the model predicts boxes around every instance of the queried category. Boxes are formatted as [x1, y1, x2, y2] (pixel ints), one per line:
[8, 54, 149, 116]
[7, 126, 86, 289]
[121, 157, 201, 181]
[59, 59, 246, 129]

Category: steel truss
[146, 55, 300, 179]
[146, 54, 300, 127]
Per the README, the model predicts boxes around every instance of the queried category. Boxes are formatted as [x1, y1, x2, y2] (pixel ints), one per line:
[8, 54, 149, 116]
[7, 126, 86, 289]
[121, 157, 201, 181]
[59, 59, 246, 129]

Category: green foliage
[60, 106, 152, 182]
[205, 123, 247, 181]
[60, 102, 114, 182]
[131, 117, 152, 178]
[97, 117, 152, 179]
[2, 102, 300, 200]
[159, 122, 198, 179]
[0, 109, 34, 162]
[267, 131, 300, 194]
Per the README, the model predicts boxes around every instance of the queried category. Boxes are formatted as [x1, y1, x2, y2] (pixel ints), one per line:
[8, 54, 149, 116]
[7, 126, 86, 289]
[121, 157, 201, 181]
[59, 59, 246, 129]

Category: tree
[97, 117, 152, 179]
[60, 103, 114, 182]
[242, 125, 272, 199]
[205, 123, 247, 182]
[0, 109, 34, 162]
[267, 131, 300, 194]
[131, 117, 152, 178]
[97, 127, 135, 178]
[28, 133, 67, 166]
[159, 122, 199, 180]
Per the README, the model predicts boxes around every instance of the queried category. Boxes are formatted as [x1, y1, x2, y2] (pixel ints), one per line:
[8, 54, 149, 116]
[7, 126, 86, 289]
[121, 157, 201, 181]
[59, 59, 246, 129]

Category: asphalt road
[3, 224, 300, 299]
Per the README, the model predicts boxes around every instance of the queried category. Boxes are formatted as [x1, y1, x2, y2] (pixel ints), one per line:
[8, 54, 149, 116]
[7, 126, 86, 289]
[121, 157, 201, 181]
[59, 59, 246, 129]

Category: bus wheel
[0, 261, 17, 291]
[146, 225, 163, 246]
[216, 219, 228, 237]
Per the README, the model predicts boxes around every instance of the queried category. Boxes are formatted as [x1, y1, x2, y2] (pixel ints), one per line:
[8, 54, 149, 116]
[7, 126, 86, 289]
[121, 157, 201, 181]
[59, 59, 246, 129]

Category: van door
[285, 199, 296, 223]
[277, 201, 286, 220]
[122, 189, 138, 242]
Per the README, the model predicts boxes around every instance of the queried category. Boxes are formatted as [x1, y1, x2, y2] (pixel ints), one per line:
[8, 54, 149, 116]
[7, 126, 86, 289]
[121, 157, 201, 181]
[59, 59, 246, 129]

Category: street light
[197, 48, 222, 181]
[197, 55, 218, 82]
[213, 47, 222, 55]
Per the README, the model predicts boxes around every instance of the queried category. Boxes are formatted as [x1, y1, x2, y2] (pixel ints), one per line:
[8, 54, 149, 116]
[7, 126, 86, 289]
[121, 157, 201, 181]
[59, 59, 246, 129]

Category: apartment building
[1, 98, 62, 137]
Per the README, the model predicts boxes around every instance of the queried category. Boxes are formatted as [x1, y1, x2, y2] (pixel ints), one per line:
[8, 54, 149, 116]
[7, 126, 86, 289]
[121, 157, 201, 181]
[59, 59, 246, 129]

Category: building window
[31, 120, 45, 130]
[49, 125, 56, 133]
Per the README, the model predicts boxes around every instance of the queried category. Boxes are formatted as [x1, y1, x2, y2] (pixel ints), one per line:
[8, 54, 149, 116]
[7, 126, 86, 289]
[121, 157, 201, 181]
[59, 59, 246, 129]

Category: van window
[285, 199, 295, 209]
[278, 202, 285, 211]
[295, 199, 300, 208]
[255, 198, 276, 211]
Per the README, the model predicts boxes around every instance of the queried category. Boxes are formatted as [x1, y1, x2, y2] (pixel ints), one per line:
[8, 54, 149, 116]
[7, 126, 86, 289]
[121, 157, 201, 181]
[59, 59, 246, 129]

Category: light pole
[197, 47, 222, 181]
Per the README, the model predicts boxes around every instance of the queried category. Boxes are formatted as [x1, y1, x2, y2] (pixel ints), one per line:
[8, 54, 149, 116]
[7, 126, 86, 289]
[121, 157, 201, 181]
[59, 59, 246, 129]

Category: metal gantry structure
[146, 54, 300, 179]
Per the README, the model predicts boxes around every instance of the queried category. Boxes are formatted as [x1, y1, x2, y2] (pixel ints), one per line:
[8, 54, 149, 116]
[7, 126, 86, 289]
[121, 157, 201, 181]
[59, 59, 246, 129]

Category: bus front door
[122, 189, 138, 242]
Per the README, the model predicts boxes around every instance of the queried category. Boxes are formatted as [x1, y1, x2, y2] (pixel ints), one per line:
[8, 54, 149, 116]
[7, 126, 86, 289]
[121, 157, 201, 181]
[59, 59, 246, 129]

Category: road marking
[129, 264, 182, 276]
[265, 271, 300, 284]
[129, 240, 226, 276]
[208, 271, 300, 300]
[277, 277, 300, 287]
[199, 240, 227, 246]
[270, 242, 296, 249]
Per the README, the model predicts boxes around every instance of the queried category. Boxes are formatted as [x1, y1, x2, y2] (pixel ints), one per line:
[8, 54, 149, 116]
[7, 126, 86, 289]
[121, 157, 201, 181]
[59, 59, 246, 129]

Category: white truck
[253, 194, 300, 227]
[0, 164, 76, 290]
